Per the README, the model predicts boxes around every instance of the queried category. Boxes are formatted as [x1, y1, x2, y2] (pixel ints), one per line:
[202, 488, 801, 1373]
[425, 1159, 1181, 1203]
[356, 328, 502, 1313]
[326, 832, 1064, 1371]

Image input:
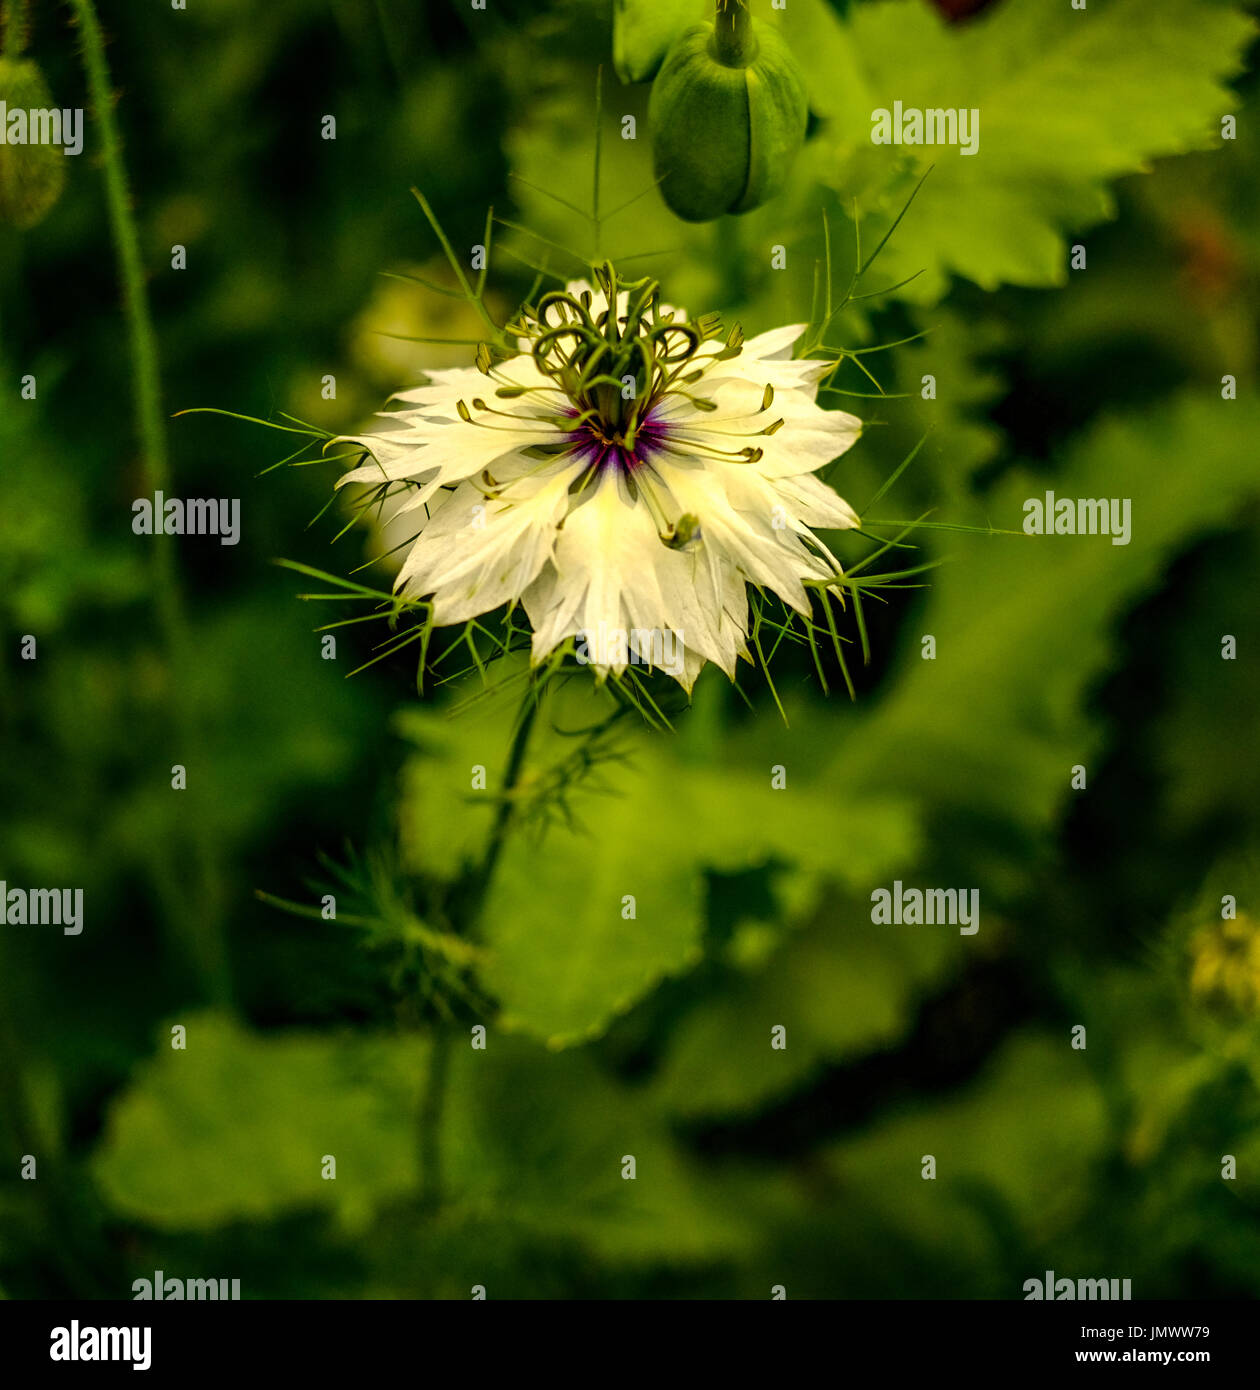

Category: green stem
[70, 0, 182, 650]
[417, 685, 542, 1214]
[713, 0, 756, 67]
[71, 0, 232, 1009]
[477, 690, 541, 902]
[409, 186, 503, 342]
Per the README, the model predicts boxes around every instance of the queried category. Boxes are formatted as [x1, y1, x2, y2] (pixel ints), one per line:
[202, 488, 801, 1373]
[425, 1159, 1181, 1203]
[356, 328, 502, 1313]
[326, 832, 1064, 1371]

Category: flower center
[455, 263, 780, 546]
[499, 261, 744, 447]
[571, 408, 671, 474]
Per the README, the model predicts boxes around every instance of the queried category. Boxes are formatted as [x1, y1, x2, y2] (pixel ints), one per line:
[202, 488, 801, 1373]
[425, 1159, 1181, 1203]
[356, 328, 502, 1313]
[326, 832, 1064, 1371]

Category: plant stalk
[477, 691, 541, 901]
[71, 0, 232, 1008]
[418, 684, 543, 1213]
[713, 0, 756, 67]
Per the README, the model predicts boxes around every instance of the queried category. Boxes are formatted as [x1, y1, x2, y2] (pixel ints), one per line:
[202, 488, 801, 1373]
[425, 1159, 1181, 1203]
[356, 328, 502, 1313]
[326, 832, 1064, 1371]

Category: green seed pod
[0, 57, 66, 230]
[648, 4, 808, 223]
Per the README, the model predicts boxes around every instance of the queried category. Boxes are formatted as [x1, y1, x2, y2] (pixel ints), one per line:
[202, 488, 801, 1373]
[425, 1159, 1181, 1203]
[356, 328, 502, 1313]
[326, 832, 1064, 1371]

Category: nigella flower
[338, 265, 862, 690]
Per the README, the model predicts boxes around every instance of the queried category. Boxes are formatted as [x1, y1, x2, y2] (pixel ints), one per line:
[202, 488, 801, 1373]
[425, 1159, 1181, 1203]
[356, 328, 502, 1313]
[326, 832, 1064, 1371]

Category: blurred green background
[2, 0, 1259, 1298]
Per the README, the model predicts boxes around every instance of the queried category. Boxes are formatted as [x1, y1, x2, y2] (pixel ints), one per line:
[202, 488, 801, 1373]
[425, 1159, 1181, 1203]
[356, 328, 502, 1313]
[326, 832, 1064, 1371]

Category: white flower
[338, 270, 862, 690]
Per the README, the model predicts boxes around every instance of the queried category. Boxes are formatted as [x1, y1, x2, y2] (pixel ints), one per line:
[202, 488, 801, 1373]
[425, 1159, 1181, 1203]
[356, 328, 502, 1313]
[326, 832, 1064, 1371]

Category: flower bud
[0, 57, 66, 230]
[648, 6, 808, 223]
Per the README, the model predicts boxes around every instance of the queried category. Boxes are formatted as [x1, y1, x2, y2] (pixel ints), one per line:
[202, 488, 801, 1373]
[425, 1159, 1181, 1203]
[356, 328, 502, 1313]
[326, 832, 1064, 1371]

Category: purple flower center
[568, 408, 671, 474]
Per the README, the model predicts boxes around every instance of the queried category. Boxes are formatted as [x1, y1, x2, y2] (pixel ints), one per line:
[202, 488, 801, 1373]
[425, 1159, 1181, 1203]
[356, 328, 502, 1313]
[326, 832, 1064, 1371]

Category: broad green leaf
[93, 1014, 424, 1230]
[480, 764, 707, 1047]
[438, 1037, 755, 1265]
[93, 1016, 750, 1268]
[479, 721, 919, 1047]
[396, 705, 502, 881]
[786, 0, 1255, 301]
[654, 904, 959, 1119]
[836, 393, 1260, 890]
[396, 675, 919, 1047]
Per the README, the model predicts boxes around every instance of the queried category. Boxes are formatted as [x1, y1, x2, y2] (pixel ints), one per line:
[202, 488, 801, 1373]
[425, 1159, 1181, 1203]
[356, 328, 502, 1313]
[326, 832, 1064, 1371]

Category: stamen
[500, 265, 775, 496]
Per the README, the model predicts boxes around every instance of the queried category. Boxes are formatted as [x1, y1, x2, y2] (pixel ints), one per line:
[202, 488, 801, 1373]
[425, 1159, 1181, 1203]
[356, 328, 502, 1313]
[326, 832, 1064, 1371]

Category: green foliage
[437, 1037, 753, 1265]
[3, 0, 1259, 1303]
[613, 0, 705, 85]
[93, 1017, 751, 1269]
[837, 394, 1260, 887]
[93, 1015, 425, 1230]
[784, 0, 1255, 301]
[395, 680, 920, 1046]
[817, 1033, 1111, 1288]
[653, 904, 957, 1119]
